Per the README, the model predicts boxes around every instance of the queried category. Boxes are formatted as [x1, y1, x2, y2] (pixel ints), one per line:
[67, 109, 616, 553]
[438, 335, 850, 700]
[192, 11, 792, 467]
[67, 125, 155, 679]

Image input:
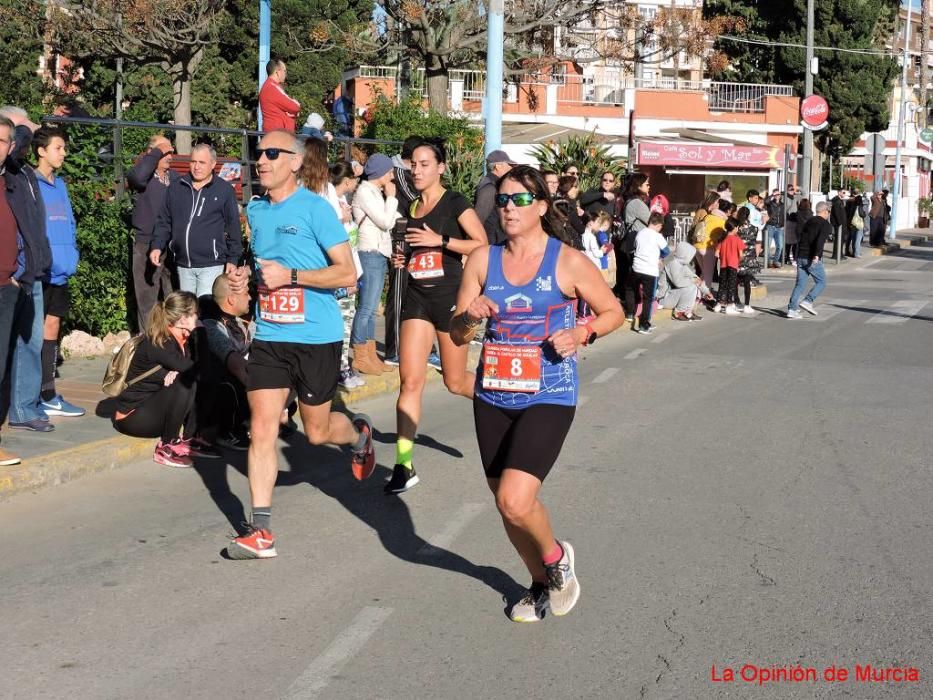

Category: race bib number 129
[258, 286, 305, 323]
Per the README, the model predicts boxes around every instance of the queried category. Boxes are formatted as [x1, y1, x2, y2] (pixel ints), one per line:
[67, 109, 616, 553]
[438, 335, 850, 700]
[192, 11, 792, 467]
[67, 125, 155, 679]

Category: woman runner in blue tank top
[451, 166, 623, 622]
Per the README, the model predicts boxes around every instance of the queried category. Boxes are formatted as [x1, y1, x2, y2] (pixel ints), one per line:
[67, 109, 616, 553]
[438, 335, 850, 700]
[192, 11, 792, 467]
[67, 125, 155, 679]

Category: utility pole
[891, 1, 913, 242]
[258, 0, 271, 131]
[799, 0, 816, 195]
[484, 0, 504, 155]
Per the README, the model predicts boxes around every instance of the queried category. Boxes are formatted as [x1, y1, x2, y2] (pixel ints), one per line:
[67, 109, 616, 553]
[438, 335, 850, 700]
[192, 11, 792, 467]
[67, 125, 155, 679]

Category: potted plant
[918, 197, 932, 228]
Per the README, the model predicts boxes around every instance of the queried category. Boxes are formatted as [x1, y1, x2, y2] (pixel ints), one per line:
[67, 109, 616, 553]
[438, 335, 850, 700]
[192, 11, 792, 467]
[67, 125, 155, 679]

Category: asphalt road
[2, 247, 932, 700]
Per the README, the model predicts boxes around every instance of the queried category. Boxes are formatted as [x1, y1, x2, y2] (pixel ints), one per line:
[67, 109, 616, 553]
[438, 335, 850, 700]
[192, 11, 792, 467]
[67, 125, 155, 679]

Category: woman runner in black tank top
[385, 138, 486, 495]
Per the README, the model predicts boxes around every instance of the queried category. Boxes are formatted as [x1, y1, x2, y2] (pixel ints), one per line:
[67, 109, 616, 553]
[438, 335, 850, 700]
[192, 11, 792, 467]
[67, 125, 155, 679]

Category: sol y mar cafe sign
[636, 143, 791, 169]
[801, 94, 830, 131]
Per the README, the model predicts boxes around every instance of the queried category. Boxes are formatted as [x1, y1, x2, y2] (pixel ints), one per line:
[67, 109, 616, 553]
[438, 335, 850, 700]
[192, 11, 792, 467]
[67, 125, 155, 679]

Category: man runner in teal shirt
[227, 130, 376, 560]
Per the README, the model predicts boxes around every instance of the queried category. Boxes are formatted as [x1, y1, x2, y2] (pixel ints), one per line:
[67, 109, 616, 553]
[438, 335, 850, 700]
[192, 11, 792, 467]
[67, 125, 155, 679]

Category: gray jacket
[657, 241, 709, 299]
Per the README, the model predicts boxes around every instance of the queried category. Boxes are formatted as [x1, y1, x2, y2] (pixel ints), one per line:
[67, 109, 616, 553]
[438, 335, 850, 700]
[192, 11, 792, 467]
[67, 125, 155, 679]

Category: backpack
[101, 335, 160, 397]
[689, 216, 709, 247]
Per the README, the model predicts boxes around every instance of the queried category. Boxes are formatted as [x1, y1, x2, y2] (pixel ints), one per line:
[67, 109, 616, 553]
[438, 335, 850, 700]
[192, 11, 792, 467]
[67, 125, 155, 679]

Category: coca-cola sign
[800, 95, 830, 129]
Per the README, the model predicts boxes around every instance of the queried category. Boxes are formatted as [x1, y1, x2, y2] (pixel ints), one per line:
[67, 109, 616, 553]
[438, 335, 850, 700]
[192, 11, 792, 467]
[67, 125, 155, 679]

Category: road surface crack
[751, 553, 777, 586]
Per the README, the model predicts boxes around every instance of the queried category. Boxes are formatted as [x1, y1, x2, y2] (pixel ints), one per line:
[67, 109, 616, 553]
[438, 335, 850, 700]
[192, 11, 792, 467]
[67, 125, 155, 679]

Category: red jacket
[259, 79, 300, 132]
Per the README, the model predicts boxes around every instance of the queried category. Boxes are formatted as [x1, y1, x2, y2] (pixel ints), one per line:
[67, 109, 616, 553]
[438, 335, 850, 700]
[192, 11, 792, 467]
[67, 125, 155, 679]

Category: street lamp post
[799, 0, 815, 195]
[890, 1, 914, 242]
[484, 0, 505, 156]
[258, 0, 271, 131]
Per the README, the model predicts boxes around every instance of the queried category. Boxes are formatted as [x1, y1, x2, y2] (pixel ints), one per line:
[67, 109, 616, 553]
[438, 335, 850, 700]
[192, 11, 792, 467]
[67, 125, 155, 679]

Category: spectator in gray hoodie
[657, 241, 714, 321]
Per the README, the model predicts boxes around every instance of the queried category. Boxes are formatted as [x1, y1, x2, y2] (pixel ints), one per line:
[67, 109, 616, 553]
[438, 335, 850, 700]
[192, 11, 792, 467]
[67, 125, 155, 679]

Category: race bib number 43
[258, 286, 305, 323]
[482, 344, 542, 393]
[408, 249, 444, 280]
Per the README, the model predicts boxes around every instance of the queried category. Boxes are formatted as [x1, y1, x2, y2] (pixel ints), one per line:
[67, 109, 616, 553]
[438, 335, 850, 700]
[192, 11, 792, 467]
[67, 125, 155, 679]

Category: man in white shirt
[631, 212, 671, 334]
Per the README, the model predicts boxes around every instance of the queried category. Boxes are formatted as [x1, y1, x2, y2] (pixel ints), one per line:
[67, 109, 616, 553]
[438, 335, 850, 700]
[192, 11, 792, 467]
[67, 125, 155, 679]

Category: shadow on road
[194, 434, 522, 603]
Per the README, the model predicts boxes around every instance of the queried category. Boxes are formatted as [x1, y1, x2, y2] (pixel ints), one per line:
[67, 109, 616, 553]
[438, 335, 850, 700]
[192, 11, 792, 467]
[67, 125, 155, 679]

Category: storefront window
[704, 174, 768, 203]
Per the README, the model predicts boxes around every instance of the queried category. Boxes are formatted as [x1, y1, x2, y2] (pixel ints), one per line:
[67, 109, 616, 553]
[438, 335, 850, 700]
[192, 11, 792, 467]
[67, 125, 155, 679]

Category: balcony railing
[353, 66, 794, 113]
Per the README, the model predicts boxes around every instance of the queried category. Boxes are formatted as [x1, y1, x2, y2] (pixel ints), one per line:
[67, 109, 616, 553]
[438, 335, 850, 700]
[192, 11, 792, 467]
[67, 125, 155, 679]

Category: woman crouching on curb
[451, 166, 623, 622]
[112, 291, 215, 467]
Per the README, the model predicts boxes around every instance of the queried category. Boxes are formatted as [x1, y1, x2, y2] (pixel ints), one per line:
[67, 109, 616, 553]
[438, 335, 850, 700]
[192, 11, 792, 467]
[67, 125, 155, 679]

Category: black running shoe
[384, 463, 419, 494]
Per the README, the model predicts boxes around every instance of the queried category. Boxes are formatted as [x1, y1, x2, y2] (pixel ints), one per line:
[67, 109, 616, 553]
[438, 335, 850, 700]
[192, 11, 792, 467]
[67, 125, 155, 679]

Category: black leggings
[738, 272, 752, 306]
[718, 267, 739, 305]
[113, 380, 196, 443]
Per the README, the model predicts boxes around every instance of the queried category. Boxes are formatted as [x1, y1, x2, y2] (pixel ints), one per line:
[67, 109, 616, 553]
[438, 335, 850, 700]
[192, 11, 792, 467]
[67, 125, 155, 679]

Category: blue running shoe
[427, 352, 442, 371]
[39, 395, 86, 417]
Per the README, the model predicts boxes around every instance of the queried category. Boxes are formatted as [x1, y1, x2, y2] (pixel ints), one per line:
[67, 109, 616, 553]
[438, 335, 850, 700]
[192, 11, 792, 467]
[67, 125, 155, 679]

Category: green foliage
[0, 0, 47, 117]
[704, 0, 900, 155]
[362, 93, 485, 194]
[58, 126, 134, 335]
[527, 133, 626, 192]
[917, 197, 933, 216]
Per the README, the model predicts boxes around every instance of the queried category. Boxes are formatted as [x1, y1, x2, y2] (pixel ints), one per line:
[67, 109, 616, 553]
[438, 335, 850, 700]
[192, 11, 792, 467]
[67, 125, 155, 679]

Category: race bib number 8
[258, 286, 305, 323]
[482, 344, 542, 393]
[408, 249, 444, 280]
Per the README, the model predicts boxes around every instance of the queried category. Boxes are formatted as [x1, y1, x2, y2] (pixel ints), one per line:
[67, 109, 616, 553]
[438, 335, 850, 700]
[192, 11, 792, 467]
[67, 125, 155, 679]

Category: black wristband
[441, 235, 450, 249]
[291, 268, 298, 285]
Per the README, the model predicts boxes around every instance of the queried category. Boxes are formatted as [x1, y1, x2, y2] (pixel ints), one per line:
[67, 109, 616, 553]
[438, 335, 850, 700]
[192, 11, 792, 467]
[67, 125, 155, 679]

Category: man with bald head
[150, 142, 242, 298]
[225, 129, 376, 560]
[127, 134, 177, 330]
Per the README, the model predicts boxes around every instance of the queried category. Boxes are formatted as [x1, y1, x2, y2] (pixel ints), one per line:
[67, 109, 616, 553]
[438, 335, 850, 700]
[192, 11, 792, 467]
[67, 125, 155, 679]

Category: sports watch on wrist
[441, 235, 450, 249]
[583, 323, 597, 346]
[290, 268, 298, 285]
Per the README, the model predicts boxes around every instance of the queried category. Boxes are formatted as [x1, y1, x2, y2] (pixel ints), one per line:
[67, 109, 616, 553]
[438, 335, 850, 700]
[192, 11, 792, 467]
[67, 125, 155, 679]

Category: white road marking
[651, 333, 671, 344]
[284, 606, 393, 699]
[417, 503, 487, 555]
[807, 299, 867, 322]
[624, 349, 646, 360]
[592, 367, 619, 383]
[866, 299, 929, 325]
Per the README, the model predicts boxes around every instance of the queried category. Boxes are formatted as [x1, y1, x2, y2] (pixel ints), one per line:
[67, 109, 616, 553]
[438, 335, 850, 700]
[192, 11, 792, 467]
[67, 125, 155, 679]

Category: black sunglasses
[495, 192, 541, 208]
[257, 148, 296, 161]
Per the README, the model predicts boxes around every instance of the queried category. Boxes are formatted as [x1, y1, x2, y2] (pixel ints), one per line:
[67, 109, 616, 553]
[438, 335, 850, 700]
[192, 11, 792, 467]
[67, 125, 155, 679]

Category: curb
[0, 434, 153, 501]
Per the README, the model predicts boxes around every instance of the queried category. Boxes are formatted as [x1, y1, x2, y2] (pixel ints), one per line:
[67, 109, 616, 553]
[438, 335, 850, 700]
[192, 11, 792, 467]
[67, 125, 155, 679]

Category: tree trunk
[425, 66, 449, 113]
[171, 72, 193, 154]
[922, 0, 930, 127]
[166, 49, 203, 155]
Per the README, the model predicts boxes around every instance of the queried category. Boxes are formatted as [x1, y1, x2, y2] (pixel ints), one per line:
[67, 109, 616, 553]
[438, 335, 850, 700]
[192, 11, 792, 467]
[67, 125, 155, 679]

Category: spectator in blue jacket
[33, 126, 84, 418]
[149, 143, 243, 298]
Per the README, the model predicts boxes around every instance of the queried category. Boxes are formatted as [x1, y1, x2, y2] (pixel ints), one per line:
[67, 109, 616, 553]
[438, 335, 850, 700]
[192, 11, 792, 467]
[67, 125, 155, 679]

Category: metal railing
[42, 115, 401, 203]
[355, 65, 794, 113]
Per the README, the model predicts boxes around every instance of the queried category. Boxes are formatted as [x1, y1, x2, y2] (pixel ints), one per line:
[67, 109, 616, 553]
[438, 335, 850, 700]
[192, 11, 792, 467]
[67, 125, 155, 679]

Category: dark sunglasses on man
[256, 147, 296, 161]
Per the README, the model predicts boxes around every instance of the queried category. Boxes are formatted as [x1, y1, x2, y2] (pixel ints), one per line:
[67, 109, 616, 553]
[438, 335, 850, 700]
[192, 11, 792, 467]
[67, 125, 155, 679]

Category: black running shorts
[43, 282, 71, 319]
[400, 284, 458, 333]
[247, 339, 340, 406]
[473, 398, 576, 481]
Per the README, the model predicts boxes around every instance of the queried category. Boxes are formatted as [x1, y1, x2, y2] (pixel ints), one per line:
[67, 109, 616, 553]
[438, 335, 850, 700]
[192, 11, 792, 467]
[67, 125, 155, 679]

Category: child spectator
[657, 241, 714, 321]
[735, 207, 761, 315]
[32, 126, 85, 418]
[631, 212, 670, 334]
[715, 218, 745, 315]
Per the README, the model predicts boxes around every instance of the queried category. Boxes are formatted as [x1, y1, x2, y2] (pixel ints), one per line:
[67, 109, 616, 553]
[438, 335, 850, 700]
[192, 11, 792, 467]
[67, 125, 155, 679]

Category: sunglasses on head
[257, 147, 296, 161]
[495, 192, 541, 208]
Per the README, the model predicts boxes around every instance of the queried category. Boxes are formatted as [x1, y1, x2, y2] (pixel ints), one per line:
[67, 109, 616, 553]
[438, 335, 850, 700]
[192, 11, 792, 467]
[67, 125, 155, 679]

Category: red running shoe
[351, 413, 376, 480]
[227, 526, 277, 559]
[153, 440, 193, 468]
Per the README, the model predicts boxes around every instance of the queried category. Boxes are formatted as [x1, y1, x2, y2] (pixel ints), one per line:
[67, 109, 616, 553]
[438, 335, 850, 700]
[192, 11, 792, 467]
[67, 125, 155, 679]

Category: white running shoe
[799, 300, 818, 316]
[545, 541, 580, 616]
[725, 304, 741, 315]
[742, 305, 756, 315]
[508, 583, 550, 622]
[786, 309, 802, 319]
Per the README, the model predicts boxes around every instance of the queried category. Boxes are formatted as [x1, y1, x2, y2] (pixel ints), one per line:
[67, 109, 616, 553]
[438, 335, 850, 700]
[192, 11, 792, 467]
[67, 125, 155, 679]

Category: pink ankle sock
[542, 541, 563, 566]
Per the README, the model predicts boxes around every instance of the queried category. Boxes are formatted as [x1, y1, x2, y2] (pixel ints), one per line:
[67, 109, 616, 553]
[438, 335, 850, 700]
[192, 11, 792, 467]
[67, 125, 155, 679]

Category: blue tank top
[475, 236, 578, 408]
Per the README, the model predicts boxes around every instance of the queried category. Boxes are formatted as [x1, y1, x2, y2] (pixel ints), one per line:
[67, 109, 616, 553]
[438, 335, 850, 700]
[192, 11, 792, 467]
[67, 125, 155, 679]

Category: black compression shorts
[473, 398, 576, 481]
[400, 284, 458, 333]
[247, 339, 340, 406]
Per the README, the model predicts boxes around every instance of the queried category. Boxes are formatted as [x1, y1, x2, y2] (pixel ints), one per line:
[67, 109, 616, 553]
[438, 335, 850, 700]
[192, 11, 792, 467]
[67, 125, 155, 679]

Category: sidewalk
[10, 230, 924, 502]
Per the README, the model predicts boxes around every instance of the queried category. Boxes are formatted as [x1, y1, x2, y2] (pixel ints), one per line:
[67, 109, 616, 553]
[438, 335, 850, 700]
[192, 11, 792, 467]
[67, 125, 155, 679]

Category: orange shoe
[351, 414, 376, 480]
[227, 526, 277, 559]
[0, 447, 21, 466]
